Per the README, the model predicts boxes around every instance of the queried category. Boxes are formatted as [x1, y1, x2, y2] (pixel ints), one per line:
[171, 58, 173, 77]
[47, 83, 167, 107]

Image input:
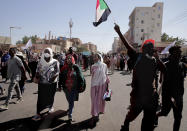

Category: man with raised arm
[114, 24, 165, 131]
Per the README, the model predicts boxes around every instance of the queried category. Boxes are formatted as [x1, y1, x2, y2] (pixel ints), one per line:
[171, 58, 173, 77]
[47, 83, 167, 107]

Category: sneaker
[16, 98, 23, 104]
[48, 107, 54, 113]
[0, 104, 8, 110]
[32, 114, 41, 121]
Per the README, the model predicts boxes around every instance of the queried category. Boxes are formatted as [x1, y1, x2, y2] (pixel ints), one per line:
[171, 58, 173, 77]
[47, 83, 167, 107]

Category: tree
[16, 35, 39, 45]
[161, 33, 186, 45]
[22, 36, 29, 44]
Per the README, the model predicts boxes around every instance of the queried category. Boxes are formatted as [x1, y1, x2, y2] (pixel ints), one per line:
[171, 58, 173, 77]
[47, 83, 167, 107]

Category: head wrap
[40, 47, 55, 66]
[66, 54, 75, 64]
[97, 53, 103, 63]
[141, 39, 155, 51]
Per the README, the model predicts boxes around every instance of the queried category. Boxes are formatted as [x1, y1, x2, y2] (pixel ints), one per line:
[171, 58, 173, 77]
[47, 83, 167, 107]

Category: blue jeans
[64, 88, 78, 118]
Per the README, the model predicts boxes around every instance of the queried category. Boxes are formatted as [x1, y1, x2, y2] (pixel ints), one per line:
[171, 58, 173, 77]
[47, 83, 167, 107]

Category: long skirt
[37, 83, 56, 114]
[91, 83, 107, 117]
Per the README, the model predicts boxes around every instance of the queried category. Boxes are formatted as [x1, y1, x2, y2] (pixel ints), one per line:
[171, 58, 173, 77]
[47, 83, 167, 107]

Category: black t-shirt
[129, 51, 158, 103]
[162, 61, 186, 97]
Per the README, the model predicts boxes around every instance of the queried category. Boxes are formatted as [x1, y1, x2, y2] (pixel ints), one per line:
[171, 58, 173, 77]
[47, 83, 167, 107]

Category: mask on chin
[44, 53, 50, 58]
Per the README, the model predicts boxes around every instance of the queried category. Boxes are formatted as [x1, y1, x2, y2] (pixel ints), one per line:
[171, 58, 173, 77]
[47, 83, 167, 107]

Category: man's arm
[153, 51, 166, 73]
[114, 24, 136, 53]
[16, 57, 27, 80]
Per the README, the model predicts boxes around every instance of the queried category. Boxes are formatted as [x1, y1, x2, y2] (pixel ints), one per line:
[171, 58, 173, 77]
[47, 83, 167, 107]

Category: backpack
[77, 77, 86, 93]
[73, 65, 86, 93]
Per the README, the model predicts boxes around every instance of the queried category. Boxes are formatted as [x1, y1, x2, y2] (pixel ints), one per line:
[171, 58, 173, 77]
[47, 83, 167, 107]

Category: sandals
[32, 114, 41, 121]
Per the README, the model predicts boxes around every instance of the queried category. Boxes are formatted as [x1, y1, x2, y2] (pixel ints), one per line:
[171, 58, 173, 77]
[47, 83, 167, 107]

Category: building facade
[128, 2, 163, 46]
[0, 36, 11, 51]
[112, 37, 120, 53]
[82, 42, 97, 52]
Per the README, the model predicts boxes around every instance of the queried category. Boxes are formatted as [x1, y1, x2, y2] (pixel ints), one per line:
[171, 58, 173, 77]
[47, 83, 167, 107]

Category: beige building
[32, 44, 61, 53]
[112, 37, 120, 53]
[70, 38, 83, 46]
[82, 42, 97, 52]
[0, 36, 11, 51]
[128, 2, 163, 46]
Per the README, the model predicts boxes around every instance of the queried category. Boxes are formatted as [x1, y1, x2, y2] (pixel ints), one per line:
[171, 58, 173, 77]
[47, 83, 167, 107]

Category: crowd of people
[0, 24, 186, 131]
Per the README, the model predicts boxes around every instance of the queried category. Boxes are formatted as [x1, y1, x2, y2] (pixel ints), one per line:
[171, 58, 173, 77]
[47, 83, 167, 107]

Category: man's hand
[153, 50, 159, 59]
[114, 23, 120, 33]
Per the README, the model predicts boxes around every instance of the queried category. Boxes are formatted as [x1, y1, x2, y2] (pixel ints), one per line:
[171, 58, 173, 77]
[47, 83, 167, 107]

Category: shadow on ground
[120, 71, 131, 75]
[0, 110, 98, 131]
[52, 117, 98, 131]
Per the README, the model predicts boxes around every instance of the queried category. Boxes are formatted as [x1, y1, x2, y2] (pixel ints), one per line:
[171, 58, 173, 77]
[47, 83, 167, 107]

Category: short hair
[169, 45, 181, 55]
[9, 48, 16, 54]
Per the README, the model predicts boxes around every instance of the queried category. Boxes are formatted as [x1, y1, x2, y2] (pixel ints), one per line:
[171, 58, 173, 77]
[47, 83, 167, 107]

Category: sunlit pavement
[0, 70, 187, 131]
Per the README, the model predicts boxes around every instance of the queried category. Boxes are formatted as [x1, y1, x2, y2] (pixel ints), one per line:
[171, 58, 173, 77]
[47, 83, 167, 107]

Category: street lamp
[9, 26, 21, 44]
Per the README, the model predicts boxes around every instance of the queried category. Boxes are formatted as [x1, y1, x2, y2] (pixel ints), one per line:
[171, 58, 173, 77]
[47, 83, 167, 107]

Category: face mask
[44, 53, 50, 58]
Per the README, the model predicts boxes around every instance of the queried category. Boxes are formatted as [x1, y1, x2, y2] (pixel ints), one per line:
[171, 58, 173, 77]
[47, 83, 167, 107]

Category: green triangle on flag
[93, 0, 111, 27]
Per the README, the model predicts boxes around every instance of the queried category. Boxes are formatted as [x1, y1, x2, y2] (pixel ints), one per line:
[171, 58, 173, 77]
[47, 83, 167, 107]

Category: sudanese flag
[93, 0, 111, 27]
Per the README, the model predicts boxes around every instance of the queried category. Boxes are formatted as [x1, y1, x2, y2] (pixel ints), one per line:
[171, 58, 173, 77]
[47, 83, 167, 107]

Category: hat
[16, 51, 23, 56]
[142, 39, 155, 47]
[141, 39, 155, 50]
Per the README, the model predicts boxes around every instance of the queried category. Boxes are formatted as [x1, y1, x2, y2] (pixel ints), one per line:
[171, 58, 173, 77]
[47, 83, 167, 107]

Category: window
[145, 12, 149, 15]
[141, 29, 144, 32]
[158, 6, 161, 10]
[158, 14, 160, 18]
[153, 9, 155, 12]
[157, 23, 160, 27]
[152, 18, 155, 21]
[141, 12, 144, 16]
[151, 29, 154, 33]
[141, 20, 144, 24]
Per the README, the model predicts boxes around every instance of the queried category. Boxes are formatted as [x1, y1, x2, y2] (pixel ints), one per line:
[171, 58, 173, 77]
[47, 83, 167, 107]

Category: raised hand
[114, 23, 120, 33]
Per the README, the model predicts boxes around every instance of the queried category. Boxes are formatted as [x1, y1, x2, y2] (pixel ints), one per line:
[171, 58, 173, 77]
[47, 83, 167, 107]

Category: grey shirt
[7, 56, 24, 81]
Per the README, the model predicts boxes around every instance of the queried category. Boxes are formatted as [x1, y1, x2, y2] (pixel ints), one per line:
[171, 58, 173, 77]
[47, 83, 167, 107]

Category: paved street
[0, 70, 187, 131]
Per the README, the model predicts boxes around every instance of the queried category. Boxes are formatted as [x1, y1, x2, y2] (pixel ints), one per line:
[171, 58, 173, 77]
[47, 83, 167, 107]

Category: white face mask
[44, 53, 50, 58]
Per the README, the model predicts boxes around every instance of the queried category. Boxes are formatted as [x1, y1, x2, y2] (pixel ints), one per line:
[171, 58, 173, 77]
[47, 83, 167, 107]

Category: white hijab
[91, 53, 108, 87]
[97, 53, 103, 63]
[39, 47, 56, 67]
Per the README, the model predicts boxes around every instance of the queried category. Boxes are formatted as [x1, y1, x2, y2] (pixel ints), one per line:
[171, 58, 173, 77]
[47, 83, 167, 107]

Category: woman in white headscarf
[90, 53, 109, 123]
[32, 48, 59, 121]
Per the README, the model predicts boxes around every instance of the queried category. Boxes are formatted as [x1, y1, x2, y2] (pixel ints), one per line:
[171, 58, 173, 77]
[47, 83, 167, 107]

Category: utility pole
[9, 26, 21, 44]
[69, 18, 73, 40]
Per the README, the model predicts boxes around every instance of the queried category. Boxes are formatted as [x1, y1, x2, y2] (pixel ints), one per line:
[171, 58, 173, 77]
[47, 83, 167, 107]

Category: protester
[0, 48, 26, 110]
[67, 47, 78, 64]
[27, 49, 38, 82]
[120, 54, 125, 71]
[114, 24, 165, 131]
[110, 55, 115, 74]
[16, 51, 31, 94]
[1, 51, 10, 82]
[90, 53, 109, 124]
[82, 55, 89, 71]
[89, 52, 95, 74]
[32, 48, 59, 121]
[156, 46, 186, 131]
[59, 55, 84, 122]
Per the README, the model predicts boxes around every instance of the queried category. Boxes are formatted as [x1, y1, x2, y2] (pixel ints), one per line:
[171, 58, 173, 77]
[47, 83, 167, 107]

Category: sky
[0, 0, 187, 53]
